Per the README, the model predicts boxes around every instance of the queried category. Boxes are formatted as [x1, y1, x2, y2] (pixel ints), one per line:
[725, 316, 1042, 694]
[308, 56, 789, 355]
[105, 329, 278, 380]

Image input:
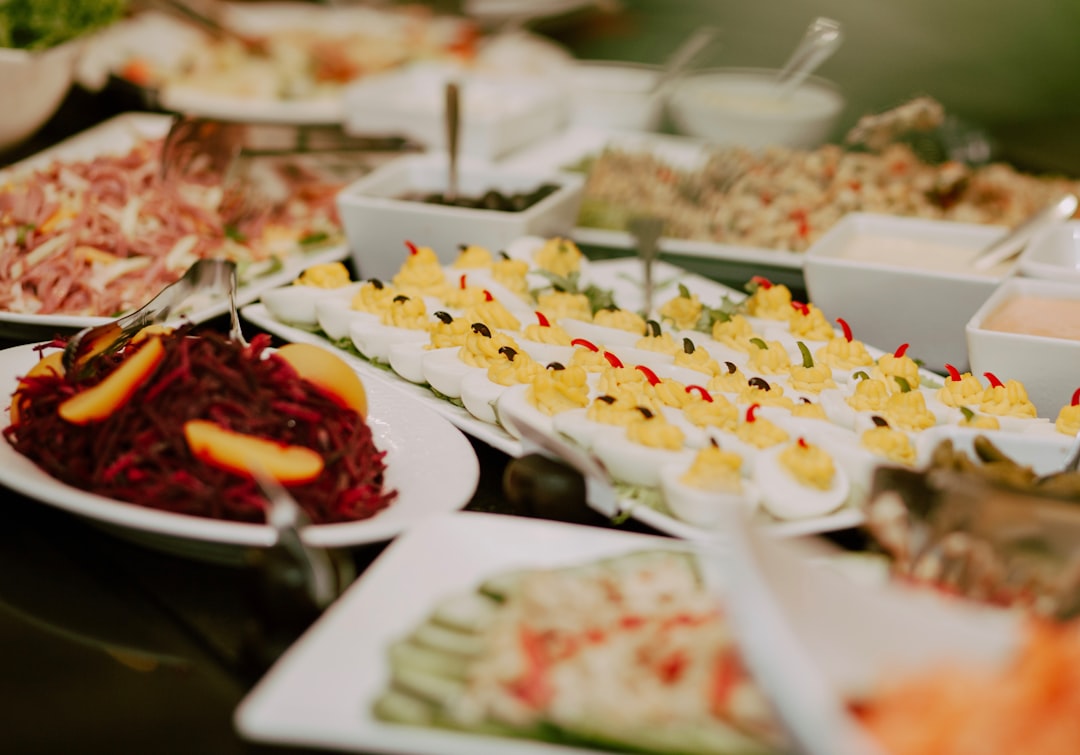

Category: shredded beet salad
[4, 328, 396, 525]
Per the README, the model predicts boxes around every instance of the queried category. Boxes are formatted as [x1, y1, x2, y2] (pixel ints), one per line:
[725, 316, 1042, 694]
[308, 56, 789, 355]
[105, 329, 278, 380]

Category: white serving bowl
[666, 67, 844, 149]
[966, 276, 1080, 417]
[0, 39, 83, 152]
[566, 60, 664, 131]
[1017, 220, 1080, 283]
[336, 153, 585, 280]
[803, 213, 1010, 374]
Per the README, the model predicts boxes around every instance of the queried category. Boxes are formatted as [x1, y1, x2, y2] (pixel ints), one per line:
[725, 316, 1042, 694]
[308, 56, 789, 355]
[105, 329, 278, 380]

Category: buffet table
[0, 88, 759, 753]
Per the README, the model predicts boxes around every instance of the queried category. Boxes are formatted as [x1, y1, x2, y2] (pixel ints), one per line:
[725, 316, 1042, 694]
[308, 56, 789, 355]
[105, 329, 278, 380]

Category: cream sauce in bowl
[837, 233, 1013, 278]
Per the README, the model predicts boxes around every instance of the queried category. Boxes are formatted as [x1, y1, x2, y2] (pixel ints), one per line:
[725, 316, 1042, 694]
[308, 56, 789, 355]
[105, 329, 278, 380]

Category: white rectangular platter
[235, 510, 715, 755]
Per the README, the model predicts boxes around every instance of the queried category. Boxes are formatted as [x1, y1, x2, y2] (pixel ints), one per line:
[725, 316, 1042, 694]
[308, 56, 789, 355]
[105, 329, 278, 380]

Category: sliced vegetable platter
[235, 510, 764, 755]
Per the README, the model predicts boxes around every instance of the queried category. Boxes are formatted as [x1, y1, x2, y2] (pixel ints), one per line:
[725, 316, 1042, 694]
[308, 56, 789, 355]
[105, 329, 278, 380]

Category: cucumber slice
[389, 638, 472, 680]
[371, 689, 439, 726]
[431, 591, 500, 633]
[391, 665, 468, 710]
[411, 621, 486, 657]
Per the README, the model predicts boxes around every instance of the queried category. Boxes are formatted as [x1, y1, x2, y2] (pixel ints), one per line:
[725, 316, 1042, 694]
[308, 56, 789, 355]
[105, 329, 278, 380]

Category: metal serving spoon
[444, 81, 461, 204]
[773, 17, 844, 100]
[62, 258, 240, 376]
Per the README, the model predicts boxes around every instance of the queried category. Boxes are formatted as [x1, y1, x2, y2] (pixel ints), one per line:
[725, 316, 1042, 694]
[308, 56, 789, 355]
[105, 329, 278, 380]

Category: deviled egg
[753, 436, 850, 520]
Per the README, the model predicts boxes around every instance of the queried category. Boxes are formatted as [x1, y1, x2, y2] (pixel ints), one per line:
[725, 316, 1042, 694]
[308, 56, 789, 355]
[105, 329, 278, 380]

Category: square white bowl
[803, 213, 1009, 373]
[336, 153, 585, 280]
[1017, 220, 1080, 283]
[966, 276, 1080, 417]
[342, 63, 566, 161]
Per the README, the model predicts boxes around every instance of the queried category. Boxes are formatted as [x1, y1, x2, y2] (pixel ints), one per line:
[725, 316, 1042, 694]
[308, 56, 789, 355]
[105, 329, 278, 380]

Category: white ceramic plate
[0, 342, 479, 560]
[0, 112, 348, 334]
[235, 510, 710, 754]
[82, 5, 476, 125]
[500, 126, 806, 272]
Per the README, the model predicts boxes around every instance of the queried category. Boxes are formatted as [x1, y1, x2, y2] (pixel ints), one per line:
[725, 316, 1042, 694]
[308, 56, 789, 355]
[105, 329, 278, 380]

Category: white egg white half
[658, 458, 760, 528]
[752, 443, 851, 521]
[591, 424, 695, 488]
[495, 383, 557, 441]
[421, 347, 484, 399]
[387, 342, 440, 384]
[261, 282, 360, 328]
[459, 370, 511, 426]
[349, 319, 429, 363]
[315, 297, 377, 342]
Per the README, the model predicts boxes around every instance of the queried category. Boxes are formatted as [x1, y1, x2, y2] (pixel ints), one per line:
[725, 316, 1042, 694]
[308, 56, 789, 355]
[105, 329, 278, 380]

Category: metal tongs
[62, 258, 239, 376]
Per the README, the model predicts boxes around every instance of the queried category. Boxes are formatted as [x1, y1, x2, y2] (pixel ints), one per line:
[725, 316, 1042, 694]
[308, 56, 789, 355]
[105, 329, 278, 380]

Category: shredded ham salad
[0, 137, 342, 317]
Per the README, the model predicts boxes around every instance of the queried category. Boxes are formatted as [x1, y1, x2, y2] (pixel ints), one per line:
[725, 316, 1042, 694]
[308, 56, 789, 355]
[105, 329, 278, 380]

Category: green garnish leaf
[749, 337, 768, 350]
[678, 283, 691, 299]
[15, 223, 35, 245]
[959, 406, 975, 421]
[894, 376, 912, 393]
[797, 341, 814, 368]
[853, 370, 870, 381]
[224, 225, 247, 243]
[298, 231, 330, 248]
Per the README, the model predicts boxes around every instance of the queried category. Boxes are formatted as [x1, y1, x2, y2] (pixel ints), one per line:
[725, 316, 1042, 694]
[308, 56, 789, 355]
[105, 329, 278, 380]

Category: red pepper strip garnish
[984, 372, 1004, 389]
[797, 437, 808, 449]
[750, 275, 772, 289]
[836, 317, 853, 343]
[1073, 387, 1080, 406]
[656, 651, 689, 685]
[790, 300, 810, 316]
[603, 351, 624, 368]
[709, 649, 744, 717]
[685, 385, 713, 402]
[535, 311, 550, 327]
[635, 364, 661, 385]
[944, 363, 962, 381]
[482, 289, 493, 302]
[571, 338, 599, 352]
[459, 273, 467, 289]
[893, 343, 910, 358]
[508, 627, 553, 709]
[745, 403, 760, 422]
[404, 240, 419, 255]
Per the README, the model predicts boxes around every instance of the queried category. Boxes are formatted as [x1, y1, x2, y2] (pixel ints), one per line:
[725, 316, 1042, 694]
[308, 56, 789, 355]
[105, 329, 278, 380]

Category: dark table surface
[0, 85, 855, 755]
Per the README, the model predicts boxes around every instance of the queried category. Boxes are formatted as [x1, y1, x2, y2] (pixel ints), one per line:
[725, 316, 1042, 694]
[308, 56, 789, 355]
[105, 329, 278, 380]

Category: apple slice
[183, 419, 324, 484]
[59, 337, 165, 425]
[9, 351, 65, 426]
[275, 342, 367, 418]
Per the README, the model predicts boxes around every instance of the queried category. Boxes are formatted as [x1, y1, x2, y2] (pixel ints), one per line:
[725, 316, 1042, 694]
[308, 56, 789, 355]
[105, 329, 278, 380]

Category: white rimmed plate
[0, 342, 478, 563]
[0, 112, 348, 335]
[235, 510, 714, 754]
